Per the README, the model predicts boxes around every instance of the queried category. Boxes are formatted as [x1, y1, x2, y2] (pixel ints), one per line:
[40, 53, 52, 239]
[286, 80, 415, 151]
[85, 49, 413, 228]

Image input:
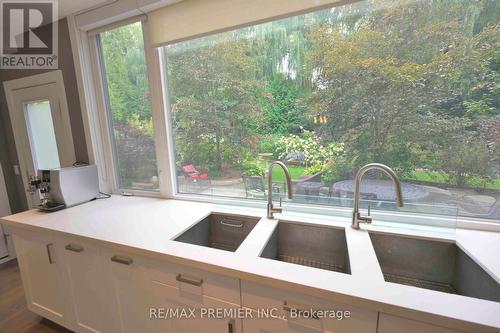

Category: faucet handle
[367, 205, 371, 216]
[279, 197, 282, 207]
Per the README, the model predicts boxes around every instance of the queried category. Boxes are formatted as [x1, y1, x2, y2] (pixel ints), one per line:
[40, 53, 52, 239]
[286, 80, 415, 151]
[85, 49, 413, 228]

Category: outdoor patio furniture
[243, 175, 284, 199]
[242, 175, 265, 198]
[181, 163, 210, 191]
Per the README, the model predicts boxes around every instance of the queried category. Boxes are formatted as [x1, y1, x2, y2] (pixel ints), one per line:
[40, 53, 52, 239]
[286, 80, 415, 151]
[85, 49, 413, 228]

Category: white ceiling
[58, 0, 116, 18]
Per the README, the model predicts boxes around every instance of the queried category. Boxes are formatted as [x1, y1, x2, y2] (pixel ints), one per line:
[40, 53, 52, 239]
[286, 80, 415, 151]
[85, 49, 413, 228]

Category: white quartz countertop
[2, 196, 500, 332]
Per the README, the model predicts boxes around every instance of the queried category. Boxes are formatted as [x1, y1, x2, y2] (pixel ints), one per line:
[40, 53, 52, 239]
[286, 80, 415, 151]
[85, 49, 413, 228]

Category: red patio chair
[181, 163, 210, 186]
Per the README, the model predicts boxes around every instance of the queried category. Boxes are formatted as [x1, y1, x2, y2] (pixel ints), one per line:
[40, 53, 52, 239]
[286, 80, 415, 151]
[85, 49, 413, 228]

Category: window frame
[81, 12, 500, 233]
[88, 17, 174, 197]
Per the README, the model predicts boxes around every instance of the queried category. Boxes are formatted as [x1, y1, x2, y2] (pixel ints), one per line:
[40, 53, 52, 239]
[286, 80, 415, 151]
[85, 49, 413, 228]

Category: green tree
[260, 74, 307, 135]
[100, 22, 157, 186]
[166, 37, 265, 173]
[307, 0, 499, 182]
[100, 23, 151, 122]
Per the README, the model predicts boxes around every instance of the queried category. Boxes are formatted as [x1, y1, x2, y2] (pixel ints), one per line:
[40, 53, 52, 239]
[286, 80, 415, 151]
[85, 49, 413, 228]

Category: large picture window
[162, 0, 499, 220]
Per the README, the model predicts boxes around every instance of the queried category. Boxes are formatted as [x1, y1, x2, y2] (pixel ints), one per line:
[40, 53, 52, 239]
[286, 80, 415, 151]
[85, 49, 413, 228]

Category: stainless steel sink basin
[261, 221, 350, 274]
[174, 213, 260, 252]
[369, 232, 500, 302]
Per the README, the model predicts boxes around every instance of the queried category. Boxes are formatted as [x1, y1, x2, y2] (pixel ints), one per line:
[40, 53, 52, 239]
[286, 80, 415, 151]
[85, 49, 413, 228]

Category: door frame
[0, 162, 11, 262]
[3, 70, 75, 207]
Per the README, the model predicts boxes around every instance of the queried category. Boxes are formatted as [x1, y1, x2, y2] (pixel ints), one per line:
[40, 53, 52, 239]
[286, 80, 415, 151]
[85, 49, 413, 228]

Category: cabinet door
[12, 232, 71, 327]
[61, 239, 120, 333]
[149, 279, 242, 333]
[104, 249, 156, 333]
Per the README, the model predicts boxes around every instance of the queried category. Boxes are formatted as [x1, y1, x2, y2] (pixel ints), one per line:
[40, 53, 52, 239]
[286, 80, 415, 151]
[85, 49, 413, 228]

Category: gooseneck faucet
[352, 163, 404, 229]
[267, 161, 293, 219]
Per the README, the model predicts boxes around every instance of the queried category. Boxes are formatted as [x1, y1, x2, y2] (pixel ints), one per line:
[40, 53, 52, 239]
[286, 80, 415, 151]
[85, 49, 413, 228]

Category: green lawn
[400, 170, 449, 183]
[271, 165, 306, 182]
[400, 170, 500, 190]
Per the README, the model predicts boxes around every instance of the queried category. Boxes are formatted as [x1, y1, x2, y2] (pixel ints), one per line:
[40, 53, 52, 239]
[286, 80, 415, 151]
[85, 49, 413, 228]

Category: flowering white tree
[276, 129, 344, 166]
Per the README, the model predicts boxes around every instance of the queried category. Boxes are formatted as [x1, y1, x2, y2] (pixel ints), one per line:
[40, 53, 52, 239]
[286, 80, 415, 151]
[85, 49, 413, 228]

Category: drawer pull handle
[220, 220, 243, 228]
[65, 244, 84, 253]
[283, 302, 320, 320]
[176, 274, 203, 287]
[46, 243, 55, 264]
[111, 255, 133, 265]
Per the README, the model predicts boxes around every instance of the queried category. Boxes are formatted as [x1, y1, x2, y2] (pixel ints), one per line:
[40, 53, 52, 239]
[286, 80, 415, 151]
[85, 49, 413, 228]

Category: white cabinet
[150, 279, 241, 333]
[378, 313, 462, 333]
[147, 257, 241, 305]
[103, 248, 243, 333]
[12, 230, 72, 328]
[241, 281, 378, 333]
[11, 228, 471, 333]
[103, 248, 156, 333]
[147, 257, 242, 333]
[61, 239, 120, 333]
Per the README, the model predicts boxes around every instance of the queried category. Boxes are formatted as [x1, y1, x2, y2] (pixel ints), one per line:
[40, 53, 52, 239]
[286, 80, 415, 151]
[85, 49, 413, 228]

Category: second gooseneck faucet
[351, 163, 404, 229]
[264, 161, 403, 227]
[267, 161, 293, 219]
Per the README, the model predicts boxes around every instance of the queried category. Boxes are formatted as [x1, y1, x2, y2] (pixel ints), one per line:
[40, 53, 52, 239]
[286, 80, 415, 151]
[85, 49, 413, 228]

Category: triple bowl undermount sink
[174, 213, 500, 303]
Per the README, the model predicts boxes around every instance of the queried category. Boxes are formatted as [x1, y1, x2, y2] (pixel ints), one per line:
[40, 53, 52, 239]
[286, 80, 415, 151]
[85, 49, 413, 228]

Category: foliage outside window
[162, 0, 499, 220]
[99, 22, 159, 191]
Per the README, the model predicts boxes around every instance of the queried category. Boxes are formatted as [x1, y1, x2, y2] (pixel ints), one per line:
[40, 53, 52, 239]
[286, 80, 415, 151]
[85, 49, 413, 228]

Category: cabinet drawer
[151, 279, 239, 309]
[150, 280, 242, 333]
[146, 258, 241, 305]
[378, 313, 462, 333]
[103, 248, 241, 305]
[241, 281, 377, 333]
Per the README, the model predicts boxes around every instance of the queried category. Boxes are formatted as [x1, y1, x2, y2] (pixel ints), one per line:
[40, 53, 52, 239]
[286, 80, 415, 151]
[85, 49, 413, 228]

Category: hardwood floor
[0, 259, 72, 333]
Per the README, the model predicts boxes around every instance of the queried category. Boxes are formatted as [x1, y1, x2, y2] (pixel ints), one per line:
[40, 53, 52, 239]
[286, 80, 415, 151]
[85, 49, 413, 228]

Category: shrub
[176, 134, 235, 174]
[437, 141, 494, 186]
[114, 117, 157, 185]
[257, 134, 280, 156]
[321, 156, 357, 184]
[276, 129, 344, 165]
[304, 164, 323, 176]
[241, 161, 266, 177]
